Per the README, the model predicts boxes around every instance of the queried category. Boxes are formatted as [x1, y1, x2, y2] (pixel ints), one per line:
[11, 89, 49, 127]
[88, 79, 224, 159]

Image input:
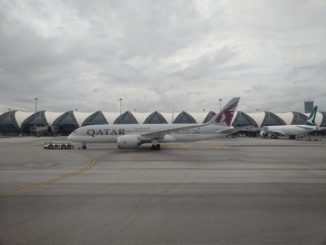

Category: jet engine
[260, 131, 268, 137]
[117, 135, 141, 149]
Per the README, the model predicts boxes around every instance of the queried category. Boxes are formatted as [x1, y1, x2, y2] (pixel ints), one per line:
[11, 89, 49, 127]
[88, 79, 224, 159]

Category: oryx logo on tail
[305, 106, 318, 126]
[209, 97, 240, 127]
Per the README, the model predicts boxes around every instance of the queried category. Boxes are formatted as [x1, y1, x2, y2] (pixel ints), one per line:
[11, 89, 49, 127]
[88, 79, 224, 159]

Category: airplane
[67, 97, 240, 150]
[260, 106, 321, 139]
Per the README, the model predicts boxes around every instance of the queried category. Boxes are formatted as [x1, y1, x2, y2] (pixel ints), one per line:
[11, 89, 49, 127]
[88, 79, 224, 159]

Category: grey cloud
[170, 46, 240, 81]
[0, 0, 326, 113]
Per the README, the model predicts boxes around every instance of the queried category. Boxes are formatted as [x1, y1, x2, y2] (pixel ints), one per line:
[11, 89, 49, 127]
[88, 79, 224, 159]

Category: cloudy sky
[0, 0, 325, 113]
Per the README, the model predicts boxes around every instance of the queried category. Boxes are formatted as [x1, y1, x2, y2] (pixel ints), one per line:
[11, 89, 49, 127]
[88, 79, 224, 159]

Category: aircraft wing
[217, 127, 238, 135]
[140, 124, 203, 140]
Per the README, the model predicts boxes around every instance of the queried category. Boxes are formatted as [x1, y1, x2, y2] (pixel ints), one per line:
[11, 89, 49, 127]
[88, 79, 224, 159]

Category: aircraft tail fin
[305, 106, 318, 126]
[208, 97, 240, 127]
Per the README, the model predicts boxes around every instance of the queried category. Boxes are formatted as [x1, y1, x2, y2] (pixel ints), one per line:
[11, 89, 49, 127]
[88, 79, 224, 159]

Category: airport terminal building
[0, 110, 326, 136]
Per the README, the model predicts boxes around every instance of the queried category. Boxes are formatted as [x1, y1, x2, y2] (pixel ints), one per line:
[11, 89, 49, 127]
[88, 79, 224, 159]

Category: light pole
[119, 98, 123, 115]
[218, 98, 222, 112]
[35, 97, 38, 112]
[119, 98, 123, 123]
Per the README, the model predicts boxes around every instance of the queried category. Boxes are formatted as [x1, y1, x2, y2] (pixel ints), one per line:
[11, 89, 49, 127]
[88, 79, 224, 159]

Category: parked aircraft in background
[67, 97, 240, 150]
[260, 106, 322, 139]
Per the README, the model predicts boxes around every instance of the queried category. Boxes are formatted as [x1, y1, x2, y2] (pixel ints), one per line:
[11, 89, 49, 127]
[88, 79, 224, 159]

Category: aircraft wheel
[151, 144, 160, 151]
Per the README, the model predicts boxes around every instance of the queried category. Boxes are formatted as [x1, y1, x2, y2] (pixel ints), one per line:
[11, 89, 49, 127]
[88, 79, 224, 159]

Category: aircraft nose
[67, 133, 74, 141]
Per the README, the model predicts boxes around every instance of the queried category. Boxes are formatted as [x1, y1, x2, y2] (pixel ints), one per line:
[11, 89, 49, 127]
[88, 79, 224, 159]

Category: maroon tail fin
[208, 97, 240, 126]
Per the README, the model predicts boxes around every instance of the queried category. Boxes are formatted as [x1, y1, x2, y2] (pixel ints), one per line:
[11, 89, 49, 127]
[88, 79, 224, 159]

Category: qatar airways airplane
[67, 97, 240, 150]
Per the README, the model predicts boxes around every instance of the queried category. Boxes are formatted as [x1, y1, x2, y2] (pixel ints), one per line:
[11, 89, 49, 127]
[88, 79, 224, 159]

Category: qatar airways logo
[87, 128, 125, 137]
[215, 104, 237, 126]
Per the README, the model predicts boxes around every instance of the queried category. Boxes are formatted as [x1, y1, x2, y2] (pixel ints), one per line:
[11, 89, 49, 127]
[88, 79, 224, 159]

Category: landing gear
[151, 144, 160, 151]
[271, 134, 279, 139]
[81, 142, 87, 150]
[151, 139, 160, 151]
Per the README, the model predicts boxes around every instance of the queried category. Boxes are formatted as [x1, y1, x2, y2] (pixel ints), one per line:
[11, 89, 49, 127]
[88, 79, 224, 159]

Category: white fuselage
[67, 124, 229, 143]
[264, 125, 317, 136]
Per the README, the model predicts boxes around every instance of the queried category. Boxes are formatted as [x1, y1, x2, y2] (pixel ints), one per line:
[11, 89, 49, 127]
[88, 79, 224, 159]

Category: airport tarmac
[0, 137, 326, 245]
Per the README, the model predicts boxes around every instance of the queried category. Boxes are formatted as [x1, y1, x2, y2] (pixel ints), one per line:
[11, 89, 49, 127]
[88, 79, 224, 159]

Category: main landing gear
[151, 144, 161, 151]
[151, 139, 161, 151]
[81, 142, 87, 150]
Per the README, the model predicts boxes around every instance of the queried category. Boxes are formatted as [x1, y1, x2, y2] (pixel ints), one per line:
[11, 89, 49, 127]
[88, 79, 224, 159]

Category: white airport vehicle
[67, 97, 240, 150]
[43, 142, 74, 149]
[260, 106, 323, 139]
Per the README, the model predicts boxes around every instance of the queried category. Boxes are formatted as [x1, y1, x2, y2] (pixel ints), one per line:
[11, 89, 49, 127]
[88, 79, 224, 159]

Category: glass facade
[52, 111, 79, 135]
[174, 111, 197, 124]
[83, 111, 108, 126]
[114, 111, 138, 124]
[261, 112, 286, 126]
[232, 112, 258, 127]
[321, 112, 326, 127]
[291, 112, 308, 125]
[203, 111, 216, 123]
[144, 111, 167, 124]
[0, 111, 20, 136]
[21, 111, 48, 134]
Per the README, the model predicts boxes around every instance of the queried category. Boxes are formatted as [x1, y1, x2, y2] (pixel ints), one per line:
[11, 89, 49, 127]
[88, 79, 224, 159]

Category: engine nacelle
[162, 134, 176, 142]
[260, 131, 268, 137]
[117, 135, 141, 149]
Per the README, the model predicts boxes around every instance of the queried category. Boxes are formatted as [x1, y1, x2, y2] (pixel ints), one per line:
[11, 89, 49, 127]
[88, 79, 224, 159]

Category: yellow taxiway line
[0, 153, 96, 198]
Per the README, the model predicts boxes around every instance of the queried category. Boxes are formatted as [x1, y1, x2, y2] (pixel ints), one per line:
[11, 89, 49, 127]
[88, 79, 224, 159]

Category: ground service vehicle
[43, 142, 73, 150]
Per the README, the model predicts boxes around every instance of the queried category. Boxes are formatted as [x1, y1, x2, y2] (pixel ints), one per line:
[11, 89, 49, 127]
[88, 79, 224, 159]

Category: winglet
[208, 97, 240, 126]
[305, 106, 318, 126]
